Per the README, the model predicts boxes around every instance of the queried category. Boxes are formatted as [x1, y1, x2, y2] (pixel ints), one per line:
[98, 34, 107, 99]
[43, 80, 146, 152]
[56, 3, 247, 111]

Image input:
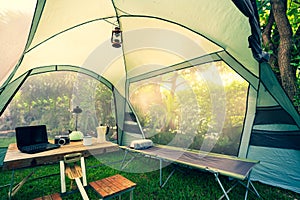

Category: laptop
[15, 125, 60, 154]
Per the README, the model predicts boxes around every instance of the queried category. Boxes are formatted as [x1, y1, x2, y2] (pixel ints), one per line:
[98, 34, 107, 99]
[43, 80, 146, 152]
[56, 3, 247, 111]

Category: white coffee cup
[83, 136, 92, 146]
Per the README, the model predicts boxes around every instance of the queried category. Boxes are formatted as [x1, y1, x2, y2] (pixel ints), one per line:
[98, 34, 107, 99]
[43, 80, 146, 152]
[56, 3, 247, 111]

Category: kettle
[69, 130, 84, 141]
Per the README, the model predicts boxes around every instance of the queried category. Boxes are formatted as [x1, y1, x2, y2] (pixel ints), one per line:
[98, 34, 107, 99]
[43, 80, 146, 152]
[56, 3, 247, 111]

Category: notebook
[15, 125, 60, 154]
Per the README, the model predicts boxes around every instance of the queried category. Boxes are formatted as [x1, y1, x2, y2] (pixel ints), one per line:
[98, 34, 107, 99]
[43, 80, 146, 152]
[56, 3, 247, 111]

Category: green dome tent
[0, 0, 299, 194]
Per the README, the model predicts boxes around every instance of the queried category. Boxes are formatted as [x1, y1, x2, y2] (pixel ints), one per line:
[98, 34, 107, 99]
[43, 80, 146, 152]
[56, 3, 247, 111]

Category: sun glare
[0, 0, 36, 14]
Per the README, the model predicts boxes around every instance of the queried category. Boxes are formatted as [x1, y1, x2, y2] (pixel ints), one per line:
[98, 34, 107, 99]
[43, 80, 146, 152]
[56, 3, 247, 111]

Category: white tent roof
[2, 0, 259, 95]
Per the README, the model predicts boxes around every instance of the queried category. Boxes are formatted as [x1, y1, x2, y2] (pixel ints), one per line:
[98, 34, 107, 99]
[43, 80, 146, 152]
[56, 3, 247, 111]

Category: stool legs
[130, 190, 133, 200]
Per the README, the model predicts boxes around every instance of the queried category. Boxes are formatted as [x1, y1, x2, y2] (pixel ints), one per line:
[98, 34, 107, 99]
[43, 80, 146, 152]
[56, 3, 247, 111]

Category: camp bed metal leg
[246, 171, 260, 199]
[237, 173, 260, 199]
[218, 180, 239, 200]
[160, 168, 176, 188]
[244, 176, 250, 200]
[121, 148, 174, 187]
[238, 180, 260, 199]
[121, 150, 128, 168]
[159, 159, 176, 188]
[121, 150, 136, 170]
[213, 172, 230, 200]
[249, 181, 260, 198]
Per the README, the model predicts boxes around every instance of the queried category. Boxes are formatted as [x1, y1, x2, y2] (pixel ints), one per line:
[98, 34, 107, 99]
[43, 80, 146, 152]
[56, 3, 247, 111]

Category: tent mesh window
[129, 61, 249, 156]
[0, 72, 117, 146]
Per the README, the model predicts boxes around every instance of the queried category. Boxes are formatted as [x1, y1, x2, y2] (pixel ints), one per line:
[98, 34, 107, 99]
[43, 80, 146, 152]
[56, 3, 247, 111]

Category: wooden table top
[3, 138, 119, 170]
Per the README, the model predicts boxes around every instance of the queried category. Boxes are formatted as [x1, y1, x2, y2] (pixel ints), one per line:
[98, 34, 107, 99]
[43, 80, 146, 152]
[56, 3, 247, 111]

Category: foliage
[257, 0, 300, 109]
[2, 73, 75, 134]
[0, 71, 116, 141]
[71, 73, 116, 135]
[130, 62, 248, 156]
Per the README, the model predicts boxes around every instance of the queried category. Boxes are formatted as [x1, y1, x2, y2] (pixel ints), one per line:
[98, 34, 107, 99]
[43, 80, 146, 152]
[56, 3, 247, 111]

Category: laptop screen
[15, 125, 48, 148]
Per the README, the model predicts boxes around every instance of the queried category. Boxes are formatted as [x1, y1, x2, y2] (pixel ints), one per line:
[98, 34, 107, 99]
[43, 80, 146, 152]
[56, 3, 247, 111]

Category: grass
[0, 138, 16, 148]
[0, 150, 299, 200]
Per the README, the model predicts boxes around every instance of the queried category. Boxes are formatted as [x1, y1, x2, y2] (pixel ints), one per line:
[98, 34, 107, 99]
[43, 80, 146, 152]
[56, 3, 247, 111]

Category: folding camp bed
[120, 144, 260, 200]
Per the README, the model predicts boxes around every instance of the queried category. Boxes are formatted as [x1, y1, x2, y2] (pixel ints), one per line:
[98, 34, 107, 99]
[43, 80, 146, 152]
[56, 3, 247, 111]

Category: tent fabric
[232, 0, 269, 63]
[0, 0, 260, 90]
[254, 106, 298, 125]
[0, 0, 300, 194]
[0, 148, 7, 167]
[259, 62, 300, 127]
[250, 129, 300, 150]
[248, 146, 300, 194]
[238, 85, 257, 158]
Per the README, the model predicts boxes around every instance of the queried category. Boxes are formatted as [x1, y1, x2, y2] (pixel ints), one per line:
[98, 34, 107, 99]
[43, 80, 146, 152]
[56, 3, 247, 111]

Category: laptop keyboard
[21, 143, 60, 154]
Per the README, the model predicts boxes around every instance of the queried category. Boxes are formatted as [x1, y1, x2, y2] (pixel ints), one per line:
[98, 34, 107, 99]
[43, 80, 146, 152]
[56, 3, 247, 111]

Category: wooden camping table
[3, 139, 118, 199]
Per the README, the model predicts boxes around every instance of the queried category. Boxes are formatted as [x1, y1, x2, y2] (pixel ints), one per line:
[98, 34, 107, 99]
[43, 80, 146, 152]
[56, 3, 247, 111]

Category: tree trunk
[262, 9, 278, 72]
[271, 0, 297, 101]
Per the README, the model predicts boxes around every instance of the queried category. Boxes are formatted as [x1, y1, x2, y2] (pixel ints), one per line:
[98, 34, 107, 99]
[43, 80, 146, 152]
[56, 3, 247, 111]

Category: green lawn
[0, 150, 299, 200]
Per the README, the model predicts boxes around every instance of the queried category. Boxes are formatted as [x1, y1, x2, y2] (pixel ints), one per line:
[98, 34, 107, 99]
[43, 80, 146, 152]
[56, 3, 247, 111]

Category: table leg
[8, 169, 35, 198]
[60, 160, 66, 193]
[159, 159, 162, 187]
